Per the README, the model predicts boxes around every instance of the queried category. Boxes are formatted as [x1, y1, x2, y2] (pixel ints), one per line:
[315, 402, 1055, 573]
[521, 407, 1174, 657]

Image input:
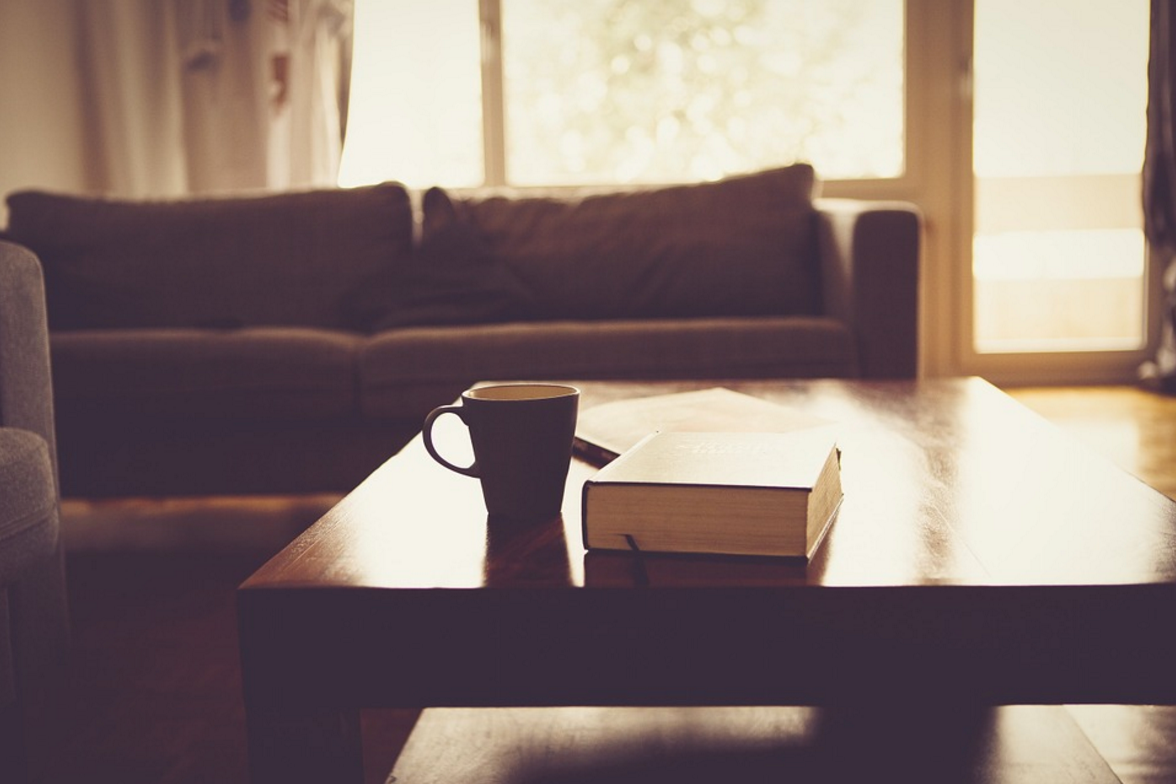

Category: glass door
[969, 0, 1151, 380]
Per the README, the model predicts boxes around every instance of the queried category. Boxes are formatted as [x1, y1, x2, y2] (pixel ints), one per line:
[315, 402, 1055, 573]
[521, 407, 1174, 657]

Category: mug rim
[466, 383, 580, 402]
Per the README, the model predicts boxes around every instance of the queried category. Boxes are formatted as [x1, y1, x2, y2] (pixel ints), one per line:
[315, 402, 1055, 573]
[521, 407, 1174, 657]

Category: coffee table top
[243, 377, 1176, 592]
[239, 378, 1176, 707]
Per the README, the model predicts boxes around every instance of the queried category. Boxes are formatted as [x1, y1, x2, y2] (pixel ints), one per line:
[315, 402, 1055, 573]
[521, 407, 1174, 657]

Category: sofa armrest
[815, 198, 922, 379]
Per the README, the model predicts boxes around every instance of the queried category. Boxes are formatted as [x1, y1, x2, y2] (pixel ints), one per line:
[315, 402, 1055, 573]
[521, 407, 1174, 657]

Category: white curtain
[78, 0, 352, 197]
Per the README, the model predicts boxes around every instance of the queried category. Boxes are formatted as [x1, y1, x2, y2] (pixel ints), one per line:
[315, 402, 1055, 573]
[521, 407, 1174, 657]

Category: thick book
[581, 430, 842, 560]
[573, 387, 833, 466]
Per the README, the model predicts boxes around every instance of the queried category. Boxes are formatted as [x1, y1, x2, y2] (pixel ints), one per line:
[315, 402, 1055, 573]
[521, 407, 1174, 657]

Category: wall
[0, 0, 91, 225]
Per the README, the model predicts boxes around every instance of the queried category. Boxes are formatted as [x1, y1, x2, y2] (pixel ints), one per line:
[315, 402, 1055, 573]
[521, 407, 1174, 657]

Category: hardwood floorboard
[30, 385, 1176, 783]
[33, 549, 263, 783]
[1005, 385, 1176, 500]
[35, 498, 420, 784]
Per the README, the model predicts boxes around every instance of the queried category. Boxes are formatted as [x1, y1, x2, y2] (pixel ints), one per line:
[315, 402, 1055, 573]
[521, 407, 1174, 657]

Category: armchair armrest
[0, 241, 58, 471]
[815, 198, 922, 379]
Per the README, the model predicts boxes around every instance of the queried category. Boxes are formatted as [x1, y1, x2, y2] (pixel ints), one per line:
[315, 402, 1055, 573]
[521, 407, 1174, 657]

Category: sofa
[0, 164, 921, 497]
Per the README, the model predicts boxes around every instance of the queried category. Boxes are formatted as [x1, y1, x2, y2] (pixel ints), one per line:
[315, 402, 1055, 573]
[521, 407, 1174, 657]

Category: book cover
[581, 430, 842, 560]
[573, 387, 833, 466]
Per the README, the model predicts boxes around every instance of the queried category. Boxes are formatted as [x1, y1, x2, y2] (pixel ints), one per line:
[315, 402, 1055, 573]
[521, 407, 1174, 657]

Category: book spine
[579, 480, 594, 550]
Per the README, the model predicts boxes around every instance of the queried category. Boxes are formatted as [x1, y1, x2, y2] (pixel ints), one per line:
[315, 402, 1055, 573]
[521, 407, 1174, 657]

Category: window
[339, 0, 904, 188]
[971, 0, 1149, 355]
[337, 1, 484, 188]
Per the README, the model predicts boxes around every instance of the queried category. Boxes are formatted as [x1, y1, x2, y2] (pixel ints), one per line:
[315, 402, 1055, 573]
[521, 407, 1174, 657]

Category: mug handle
[422, 404, 480, 478]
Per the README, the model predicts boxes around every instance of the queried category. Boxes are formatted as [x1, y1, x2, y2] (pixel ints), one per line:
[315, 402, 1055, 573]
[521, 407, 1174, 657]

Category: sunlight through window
[972, 0, 1148, 353]
[500, 0, 903, 185]
[337, 0, 483, 188]
[340, 0, 903, 188]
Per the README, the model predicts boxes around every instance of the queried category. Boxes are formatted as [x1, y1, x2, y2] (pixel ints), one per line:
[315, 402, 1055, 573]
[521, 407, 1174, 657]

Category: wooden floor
[25, 384, 1176, 784]
[1007, 385, 1176, 501]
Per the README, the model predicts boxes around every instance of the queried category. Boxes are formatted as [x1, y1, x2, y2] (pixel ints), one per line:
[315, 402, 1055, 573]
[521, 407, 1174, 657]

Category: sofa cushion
[359, 316, 858, 418]
[4, 183, 413, 331]
[357, 187, 537, 331]
[427, 165, 821, 322]
[50, 328, 363, 419]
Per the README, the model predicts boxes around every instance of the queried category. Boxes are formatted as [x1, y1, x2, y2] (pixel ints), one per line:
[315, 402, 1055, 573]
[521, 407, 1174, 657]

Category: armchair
[0, 240, 70, 780]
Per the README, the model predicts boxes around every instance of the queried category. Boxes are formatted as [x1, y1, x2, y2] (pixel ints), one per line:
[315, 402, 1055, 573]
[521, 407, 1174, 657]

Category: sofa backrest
[3, 183, 413, 331]
[427, 164, 822, 322]
[2, 167, 823, 332]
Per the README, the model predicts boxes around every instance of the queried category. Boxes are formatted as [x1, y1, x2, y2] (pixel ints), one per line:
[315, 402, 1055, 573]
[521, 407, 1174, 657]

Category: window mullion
[479, 0, 507, 186]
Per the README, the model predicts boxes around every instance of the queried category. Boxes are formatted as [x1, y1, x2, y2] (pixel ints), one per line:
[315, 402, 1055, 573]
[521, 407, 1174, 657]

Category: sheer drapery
[77, 1, 188, 196]
[78, 0, 352, 197]
[1144, 0, 1176, 390]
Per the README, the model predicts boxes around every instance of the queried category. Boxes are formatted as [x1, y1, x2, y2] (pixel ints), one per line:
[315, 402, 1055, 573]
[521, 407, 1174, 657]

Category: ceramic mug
[422, 383, 580, 520]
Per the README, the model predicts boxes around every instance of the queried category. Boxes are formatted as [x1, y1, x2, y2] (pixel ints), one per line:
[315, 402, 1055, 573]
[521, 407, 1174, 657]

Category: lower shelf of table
[388, 705, 1120, 784]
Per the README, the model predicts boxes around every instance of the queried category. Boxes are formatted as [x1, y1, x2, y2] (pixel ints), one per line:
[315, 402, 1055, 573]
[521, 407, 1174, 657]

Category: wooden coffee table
[237, 378, 1176, 783]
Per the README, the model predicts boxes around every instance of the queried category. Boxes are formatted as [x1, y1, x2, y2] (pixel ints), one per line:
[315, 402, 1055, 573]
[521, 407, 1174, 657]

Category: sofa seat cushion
[50, 328, 362, 419]
[0, 427, 57, 583]
[359, 316, 858, 418]
[428, 165, 822, 322]
[5, 182, 413, 331]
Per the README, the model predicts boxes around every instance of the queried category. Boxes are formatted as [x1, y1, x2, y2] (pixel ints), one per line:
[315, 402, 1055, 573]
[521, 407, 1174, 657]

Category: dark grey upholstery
[0, 241, 70, 782]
